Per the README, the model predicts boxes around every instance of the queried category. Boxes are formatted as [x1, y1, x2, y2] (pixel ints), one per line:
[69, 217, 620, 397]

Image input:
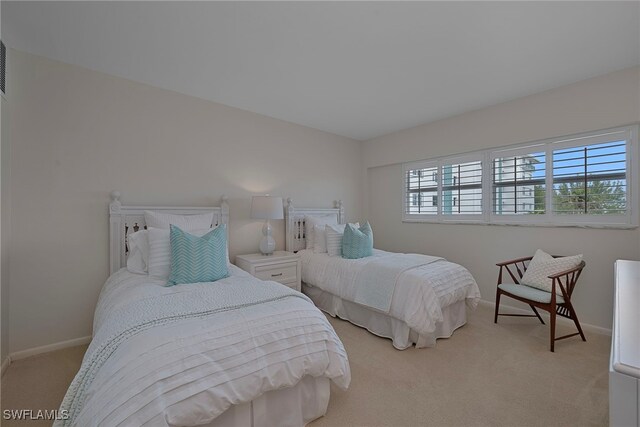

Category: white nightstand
[235, 251, 301, 291]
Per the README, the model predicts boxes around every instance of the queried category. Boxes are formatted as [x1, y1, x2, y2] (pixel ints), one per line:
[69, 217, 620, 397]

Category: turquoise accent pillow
[167, 224, 229, 286]
[342, 222, 373, 259]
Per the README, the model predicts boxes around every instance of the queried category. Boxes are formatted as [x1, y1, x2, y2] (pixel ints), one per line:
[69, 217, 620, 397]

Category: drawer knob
[271, 273, 283, 277]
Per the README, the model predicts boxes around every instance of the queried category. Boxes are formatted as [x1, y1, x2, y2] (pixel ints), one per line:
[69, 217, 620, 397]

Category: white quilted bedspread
[56, 266, 350, 427]
[300, 249, 481, 336]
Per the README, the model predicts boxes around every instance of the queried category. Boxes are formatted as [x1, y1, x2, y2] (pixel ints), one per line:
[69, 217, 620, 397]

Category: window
[403, 125, 637, 227]
[405, 163, 438, 216]
[441, 159, 482, 215]
[404, 156, 482, 221]
[492, 149, 546, 215]
[552, 140, 626, 215]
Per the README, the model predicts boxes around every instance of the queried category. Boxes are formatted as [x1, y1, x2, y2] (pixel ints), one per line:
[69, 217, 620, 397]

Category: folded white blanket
[57, 267, 350, 427]
[352, 254, 443, 313]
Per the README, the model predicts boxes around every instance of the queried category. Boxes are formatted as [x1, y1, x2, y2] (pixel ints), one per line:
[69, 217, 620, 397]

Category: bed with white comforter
[56, 266, 350, 427]
[300, 249, 481, 349]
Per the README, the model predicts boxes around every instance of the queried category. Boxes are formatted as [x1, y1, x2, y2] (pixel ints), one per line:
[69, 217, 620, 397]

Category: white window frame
[402, 125, 638, 228]
[402, 160, 439, 221]
[439, 153, 485, 223]
[402, 154, 486, 224]
[489, 142, 549, 225]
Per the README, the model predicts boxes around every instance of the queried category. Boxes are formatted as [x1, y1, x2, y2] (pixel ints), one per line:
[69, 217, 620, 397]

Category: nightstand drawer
[254, 262, 298, 283]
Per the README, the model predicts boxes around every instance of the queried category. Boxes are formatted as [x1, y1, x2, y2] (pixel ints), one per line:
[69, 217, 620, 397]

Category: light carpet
[1, 304, 610, 426]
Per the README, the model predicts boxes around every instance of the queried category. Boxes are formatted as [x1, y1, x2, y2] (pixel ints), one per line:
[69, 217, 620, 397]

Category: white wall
[1, 93, 9, 364]
[363, 66, 640, 330]
[6, 49, 363, 353]
[0, 1, 9, 365]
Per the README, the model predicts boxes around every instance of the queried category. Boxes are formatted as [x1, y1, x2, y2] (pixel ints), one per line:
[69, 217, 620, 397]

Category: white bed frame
[285, 198, 344, 252]
[109, 190, 229, 275]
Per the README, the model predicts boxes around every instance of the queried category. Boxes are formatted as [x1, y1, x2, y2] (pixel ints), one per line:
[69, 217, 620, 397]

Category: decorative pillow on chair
[342, 222, 374, 259]
[521, 249, 583, 295]
[167, 224, 229, 286]
[325, 223, 359, 257]
[144, 210, 214, 231]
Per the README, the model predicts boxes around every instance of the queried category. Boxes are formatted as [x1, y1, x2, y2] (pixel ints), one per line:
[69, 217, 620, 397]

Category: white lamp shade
[250, 196, 284, 220]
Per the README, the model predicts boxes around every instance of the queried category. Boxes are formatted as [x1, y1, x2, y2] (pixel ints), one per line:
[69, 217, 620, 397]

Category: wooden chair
[494, 256, 586, 352]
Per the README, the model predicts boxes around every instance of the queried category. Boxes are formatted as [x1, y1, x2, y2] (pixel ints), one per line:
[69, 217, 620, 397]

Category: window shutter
[552, 139, 626, 215]
[492, 151, 546, 215]
[405, 163, 438, 216]
[440, 159, 482, 215]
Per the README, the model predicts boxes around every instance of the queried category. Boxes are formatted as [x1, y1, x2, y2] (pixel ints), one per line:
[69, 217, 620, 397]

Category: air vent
[0, 40, 5, 95]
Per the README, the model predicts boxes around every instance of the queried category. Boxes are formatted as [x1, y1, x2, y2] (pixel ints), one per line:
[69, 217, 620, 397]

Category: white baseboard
[478, 299, 612, 336]
[1, 355, 10, 377]
[9, 335, 92, 362]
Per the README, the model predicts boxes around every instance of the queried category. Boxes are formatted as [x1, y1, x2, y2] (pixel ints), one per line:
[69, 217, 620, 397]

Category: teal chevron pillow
[342, 222, 373, 259]
[167, 224, 229, 286]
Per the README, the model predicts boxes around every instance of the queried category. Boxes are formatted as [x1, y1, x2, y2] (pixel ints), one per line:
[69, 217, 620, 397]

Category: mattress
[57, 266, 350, 427]
[299, 249, 481, 342]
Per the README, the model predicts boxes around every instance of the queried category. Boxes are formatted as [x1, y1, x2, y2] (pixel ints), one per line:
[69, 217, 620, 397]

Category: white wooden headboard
[285, 198, 344, 253]
[109, 191, 229, 274]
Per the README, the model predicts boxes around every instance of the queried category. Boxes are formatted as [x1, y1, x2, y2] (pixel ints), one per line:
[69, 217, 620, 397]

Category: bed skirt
[202, 375, 330, 427]
[303, 283, 468, 350]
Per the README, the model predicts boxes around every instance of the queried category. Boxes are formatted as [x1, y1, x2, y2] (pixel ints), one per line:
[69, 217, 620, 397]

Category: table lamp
[250, 195, 284, 255]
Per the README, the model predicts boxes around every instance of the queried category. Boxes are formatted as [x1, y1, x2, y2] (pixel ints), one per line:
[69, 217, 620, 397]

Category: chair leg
[530, 305, 545, 325]
[549, 309, 556, 352]
[494, 289, 501, 324]
[566, 303, 586, 342]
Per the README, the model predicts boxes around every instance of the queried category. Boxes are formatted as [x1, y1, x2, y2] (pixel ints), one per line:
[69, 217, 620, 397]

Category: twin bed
[57, 194, 350, 427]
[285, 200, 481, 350]
[58, 193, 480, 426]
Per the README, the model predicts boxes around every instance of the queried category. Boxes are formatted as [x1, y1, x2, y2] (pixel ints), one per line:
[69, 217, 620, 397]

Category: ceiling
[3, 1, 639, 141]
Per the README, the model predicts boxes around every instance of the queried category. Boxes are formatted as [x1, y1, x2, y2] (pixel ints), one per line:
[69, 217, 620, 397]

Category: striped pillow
[342, 222, 373, 259]
[304, 215, 338, 250]
[148, 227, 222, 280]
[167, 224, 229, 286]
[325, 223, 359, 257]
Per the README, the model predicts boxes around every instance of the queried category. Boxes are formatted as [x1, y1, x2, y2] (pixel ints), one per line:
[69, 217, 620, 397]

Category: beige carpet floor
[1, 304, 610, 426]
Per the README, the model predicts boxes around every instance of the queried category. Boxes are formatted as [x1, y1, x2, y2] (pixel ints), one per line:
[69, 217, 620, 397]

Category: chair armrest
[547, 261, 586, 279]
[496, 256, 534, 267]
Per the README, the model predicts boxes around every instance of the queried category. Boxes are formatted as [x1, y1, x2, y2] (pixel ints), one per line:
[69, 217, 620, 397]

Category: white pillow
[304, 215, 338, 250]
[127, 230, 149, 274]
[144, 211, 214, 231]
[148, 226, 227, 281]
[521, 249, 583, 295]
[313, 224, 329, 253]
[325, 223, 358, 257]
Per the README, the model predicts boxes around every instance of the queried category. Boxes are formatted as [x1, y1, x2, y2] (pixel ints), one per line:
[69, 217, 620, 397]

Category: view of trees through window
[551, 141, 626, 215]
[493, 140, 626, 216]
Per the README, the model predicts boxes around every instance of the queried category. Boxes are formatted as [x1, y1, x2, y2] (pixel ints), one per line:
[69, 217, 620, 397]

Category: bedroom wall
[363, 66, 640, 331]
[5, 49, 364, 353]
[1, 93, 9, 365]
[1, 0, 9, 364]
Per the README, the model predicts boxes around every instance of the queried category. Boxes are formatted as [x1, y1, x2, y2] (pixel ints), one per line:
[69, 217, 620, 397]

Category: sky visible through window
[521, 141, 626, 178]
